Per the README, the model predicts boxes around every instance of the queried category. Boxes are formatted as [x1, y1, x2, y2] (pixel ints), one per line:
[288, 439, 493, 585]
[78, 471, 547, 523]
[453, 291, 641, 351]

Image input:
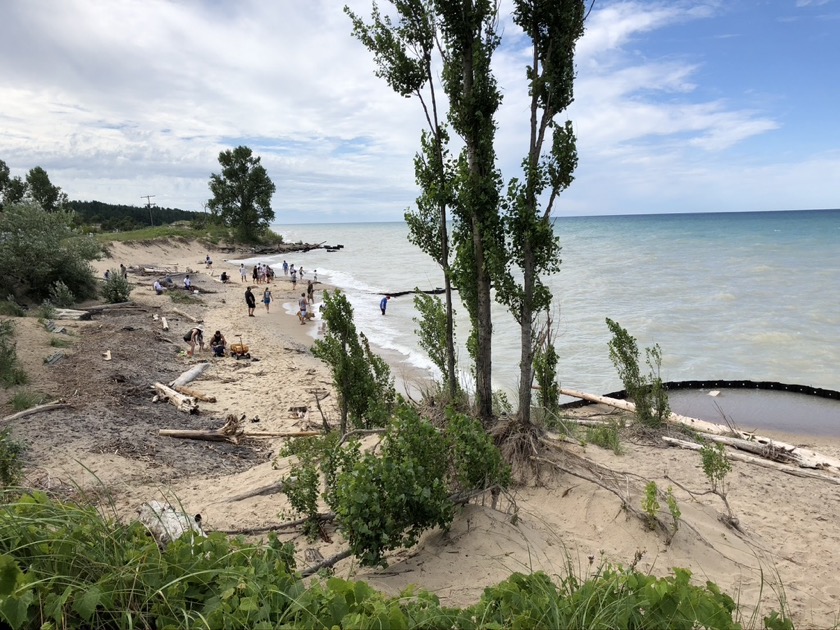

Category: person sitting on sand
[220, 271, 229, 283]
[185, 325, 205, 357]
[153, 280, 164, 295]
[184, 275, 192, 290]
[210, 330, 227, 357]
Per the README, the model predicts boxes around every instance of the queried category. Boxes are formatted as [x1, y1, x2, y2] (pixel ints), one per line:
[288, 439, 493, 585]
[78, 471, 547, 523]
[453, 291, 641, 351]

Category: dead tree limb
[172, 308, 202, 323]
[301, 549, 352, 577]
[2, 402, 70, 425]
[217, 514, 336, 535]
[227, 481, 291, 503]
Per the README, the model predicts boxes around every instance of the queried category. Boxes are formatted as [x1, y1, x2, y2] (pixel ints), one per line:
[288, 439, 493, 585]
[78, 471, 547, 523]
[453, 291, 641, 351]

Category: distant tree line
[66, 200, 203, 232]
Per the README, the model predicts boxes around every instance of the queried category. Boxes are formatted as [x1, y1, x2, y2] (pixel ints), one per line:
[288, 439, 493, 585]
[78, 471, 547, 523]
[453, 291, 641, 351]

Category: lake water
[232, 210, 840, 433]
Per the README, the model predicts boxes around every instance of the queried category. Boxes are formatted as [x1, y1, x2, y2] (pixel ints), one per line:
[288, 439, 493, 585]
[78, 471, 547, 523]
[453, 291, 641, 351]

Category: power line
[141, 195, 156, 226]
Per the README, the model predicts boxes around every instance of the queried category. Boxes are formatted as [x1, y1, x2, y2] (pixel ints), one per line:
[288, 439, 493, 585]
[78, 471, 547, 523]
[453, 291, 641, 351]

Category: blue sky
[1, 0, 837, 222]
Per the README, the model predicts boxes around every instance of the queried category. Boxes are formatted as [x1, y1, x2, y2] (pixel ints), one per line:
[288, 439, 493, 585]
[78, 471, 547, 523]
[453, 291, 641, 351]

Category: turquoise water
[240, 210, 840, 407]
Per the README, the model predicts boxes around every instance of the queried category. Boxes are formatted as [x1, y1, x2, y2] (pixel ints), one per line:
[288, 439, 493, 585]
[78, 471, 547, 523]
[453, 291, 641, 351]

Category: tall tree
[207, 146, 276, 241]
[26, 166, 68, 212]
[495, 0, 585, 422]
[0, 159, 28, 210]
[346, 1, 460, 399]
[437, 0, 504, 424]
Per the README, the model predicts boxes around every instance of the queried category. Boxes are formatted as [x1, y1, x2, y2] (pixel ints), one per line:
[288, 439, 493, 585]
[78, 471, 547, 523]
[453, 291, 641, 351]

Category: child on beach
[263, 287, 272, 312]
[298, 293, 310, 324]
[306, 280, 314, 304]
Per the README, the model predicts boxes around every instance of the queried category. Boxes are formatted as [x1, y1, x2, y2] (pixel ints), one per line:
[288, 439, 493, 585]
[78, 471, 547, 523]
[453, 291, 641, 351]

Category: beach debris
[2, 401, 70, 426]
[102, 350, 112, 361]
[708, 390, 721, 397]
[153, 382, 199, 414]
[560, 387, 840, 475]
[45, 352, 64, 365]
[172, 384, 216, 403]
[138, 500, 206, 546]
[171, 307, 202, 323]
[159, 414, 322, 444]
[53, 308, 92, 321]
[169, 363, 211, 388]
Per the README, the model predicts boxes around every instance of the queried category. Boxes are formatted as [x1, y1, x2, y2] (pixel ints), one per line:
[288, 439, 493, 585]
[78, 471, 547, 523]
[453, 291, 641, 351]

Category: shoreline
[5, 236, 837, 626]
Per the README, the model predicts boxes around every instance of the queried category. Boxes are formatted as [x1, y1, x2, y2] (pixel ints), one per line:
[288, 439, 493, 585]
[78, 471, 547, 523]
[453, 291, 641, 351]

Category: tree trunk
[517, 247, 536, 423]
[473, 218, 493, 423]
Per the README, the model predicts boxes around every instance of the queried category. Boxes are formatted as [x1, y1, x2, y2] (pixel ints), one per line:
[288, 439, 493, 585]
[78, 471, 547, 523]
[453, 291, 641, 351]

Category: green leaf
[73, 585, 101, 621]
[0, 555, 22, 597]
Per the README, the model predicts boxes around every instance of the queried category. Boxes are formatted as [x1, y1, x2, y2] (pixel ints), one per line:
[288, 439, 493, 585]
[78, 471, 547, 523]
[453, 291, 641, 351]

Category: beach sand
[3, 238, 839, 627]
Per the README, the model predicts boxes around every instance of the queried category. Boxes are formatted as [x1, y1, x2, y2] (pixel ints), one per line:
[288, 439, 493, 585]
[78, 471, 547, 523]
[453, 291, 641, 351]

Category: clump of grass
[586, 422, 624, 455]
[0, 297, 25, 317]
[0, 428, 26, 490]
[49, 337, 73, 348]
[169, 291, 203, 305]
[34, 300, 56, 320]
[10, 390, 50, 412]
[0, 320, 29, 388]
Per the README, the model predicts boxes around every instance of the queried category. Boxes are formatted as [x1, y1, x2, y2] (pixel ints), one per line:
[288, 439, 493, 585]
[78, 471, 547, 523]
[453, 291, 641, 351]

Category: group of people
[184, 326, 227, 358]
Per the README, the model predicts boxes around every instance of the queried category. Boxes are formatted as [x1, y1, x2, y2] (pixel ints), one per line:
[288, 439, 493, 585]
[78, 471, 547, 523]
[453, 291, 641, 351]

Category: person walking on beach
[245, 286, 256, 317]
[283, 260, 288, 275]
[205, 254, 212, 269]
[263, 287, 272, 312]
[120, 263, 127, 279]
[380, 295, 390, 315]
[290, 267, 297, 289]
[252, 266, 258, 284]
[240, 263, 247, 282]
[306, 280, 314, 304]
[298, 292, 309, 324]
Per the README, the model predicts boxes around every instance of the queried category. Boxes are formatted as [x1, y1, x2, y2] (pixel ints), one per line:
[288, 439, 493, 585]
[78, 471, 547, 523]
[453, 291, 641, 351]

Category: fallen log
[169, 363, 210, 388]
[560, 388, 840, 474]
[153, 382, 198, 414]
[2, 402, 70, 425]
[172, 308, 202, 323]
[228, 481, 290, 503]
[54, 308, 92, 321]
[173, 385, 216, 403]
[663, 437, 840, 486]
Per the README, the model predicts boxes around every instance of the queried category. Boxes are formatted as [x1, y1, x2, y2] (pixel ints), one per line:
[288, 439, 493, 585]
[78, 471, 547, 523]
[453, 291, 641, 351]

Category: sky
[1, 0, 838, 223]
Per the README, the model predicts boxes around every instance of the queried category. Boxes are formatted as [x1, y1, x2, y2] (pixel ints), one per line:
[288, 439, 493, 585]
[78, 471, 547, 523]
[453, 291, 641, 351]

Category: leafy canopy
[207, 146, 276, 242]
[0, 202, 100, 303]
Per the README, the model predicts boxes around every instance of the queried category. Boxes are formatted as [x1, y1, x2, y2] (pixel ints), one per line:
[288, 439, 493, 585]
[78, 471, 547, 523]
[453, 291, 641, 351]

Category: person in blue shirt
[380, 295, 390, 315]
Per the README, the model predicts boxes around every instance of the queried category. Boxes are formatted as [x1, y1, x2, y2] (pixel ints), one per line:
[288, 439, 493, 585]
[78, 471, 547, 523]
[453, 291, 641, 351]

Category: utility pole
[141, 195, 156, 226]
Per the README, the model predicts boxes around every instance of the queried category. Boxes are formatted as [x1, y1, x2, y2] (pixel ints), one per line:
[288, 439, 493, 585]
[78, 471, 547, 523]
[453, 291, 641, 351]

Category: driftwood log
[173, 385, 216, 403]
[169, 363, 210, 388]
[172, 308, 202, 323]
[153, 382, 198, 414]
[161, 317, 169, 331]
[1, 402, 70, 425]
[159, 415, 321, 444]
[560, 388, 840, 474]
[663, 437, 840, 486]
[54, 308, 92, 321]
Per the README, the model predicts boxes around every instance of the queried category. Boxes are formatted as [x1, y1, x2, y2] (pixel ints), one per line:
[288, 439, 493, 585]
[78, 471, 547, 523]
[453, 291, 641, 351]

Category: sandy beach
[3, 237, 839, 628]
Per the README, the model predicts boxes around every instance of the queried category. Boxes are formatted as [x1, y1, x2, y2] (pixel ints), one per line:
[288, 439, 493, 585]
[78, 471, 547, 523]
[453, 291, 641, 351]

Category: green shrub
[0, 202, 99, 303]
[642, 481, 660, 530]
[34, 300, 56, 320]
[0, 321, 28, 388]
[534, 340, 560, 415]
[313, 290, 396, 433]
[666, 486, 681, 540]
[0, 429, 25, 490]
[446, 409, 511, 492]
[0, 298, 24, 318]
[332, 405, 452, 567]
[606, 318, 670, 428]
[701, 442, 732, 495]
[413, 291, 456, 393]
[101, 268, 132, 303]
[169, 291, 202, 304]
[47, 280, 75, 307]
